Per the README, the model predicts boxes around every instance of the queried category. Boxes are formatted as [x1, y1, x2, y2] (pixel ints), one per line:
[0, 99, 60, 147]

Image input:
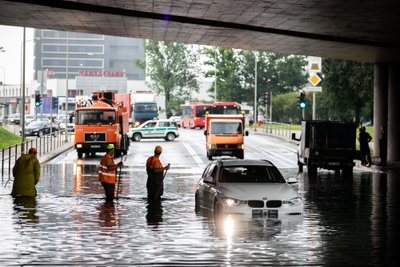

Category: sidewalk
[39, 140, 74, 164]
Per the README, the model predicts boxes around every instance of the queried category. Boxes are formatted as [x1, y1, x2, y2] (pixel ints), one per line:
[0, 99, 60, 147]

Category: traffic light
[52, 97, 59, 108]
[35, 93, 42, 107]
[264, 91, 271, 106]
[298, 91, 306, 109]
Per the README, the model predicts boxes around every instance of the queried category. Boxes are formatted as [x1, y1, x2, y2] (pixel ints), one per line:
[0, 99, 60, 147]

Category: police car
[128, 119, 179, 141]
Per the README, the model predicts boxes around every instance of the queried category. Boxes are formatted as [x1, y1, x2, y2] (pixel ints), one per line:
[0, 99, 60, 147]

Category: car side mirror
[292, 133, 300, 141]
[204, 130, 207, 136]
[287, 177, 298, 184]
[245, 130, 249, 136]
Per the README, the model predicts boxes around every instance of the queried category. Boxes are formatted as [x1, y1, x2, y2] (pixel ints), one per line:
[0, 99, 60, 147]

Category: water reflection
[13, 196, 38, 224]
[146, 202, 163, 228]
[97, 201, 120, 228]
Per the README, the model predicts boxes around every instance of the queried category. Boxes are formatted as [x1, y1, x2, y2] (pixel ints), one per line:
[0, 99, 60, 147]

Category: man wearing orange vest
[98, 144, 123, 201]
[146, 145, 170, 203]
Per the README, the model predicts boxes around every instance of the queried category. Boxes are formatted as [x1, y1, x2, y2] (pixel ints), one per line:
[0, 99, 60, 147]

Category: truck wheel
[165, 132, 176, 141]
[132, 133, 142, 141]
[77, 151, 83, 159]
[208, 154, 213, 160]
[237, 152, 244, 159]
[114, 149, 121, 158]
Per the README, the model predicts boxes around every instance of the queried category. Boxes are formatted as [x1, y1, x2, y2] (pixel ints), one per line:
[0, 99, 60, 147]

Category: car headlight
[221, 197, 246, 207]
[134, 122, 140, 127]
[283, 197, 303, 206]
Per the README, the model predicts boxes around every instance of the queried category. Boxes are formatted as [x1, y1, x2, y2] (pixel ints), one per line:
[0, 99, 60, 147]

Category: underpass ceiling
[1, 0, 400, 62]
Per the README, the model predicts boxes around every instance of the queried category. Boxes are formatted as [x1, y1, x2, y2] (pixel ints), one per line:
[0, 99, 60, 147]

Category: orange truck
[74, 91, 130, 159]
[204, 114, 249, 160]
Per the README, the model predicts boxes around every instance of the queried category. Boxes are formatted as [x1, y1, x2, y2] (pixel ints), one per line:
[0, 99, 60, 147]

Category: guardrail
[1, 130, 72, 180]
[262, 122, 298, 139]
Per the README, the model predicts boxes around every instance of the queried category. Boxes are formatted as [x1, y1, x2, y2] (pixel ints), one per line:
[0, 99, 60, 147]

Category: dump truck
[292, 120, 358, 176]
[204, 114, 248, 160]
[74, 91, 130, 159]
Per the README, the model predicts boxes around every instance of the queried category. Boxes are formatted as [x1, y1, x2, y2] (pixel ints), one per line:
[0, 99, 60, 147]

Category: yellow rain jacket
[11, 154, 40, 197]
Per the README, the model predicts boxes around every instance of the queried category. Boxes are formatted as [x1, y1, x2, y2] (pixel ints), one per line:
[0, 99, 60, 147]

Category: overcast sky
[0, 25, 34, 84]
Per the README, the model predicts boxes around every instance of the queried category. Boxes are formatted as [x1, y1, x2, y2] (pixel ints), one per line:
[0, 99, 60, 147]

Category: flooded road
[1, 130, 400, 265]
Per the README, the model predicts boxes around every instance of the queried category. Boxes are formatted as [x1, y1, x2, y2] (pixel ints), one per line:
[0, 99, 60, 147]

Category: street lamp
[65, 31, 69, 142]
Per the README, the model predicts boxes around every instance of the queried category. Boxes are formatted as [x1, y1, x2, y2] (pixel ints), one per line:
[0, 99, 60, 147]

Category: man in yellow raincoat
[11, 147, 40, 197]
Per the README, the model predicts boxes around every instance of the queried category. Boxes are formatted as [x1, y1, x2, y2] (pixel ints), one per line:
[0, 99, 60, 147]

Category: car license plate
[222, 151, 232, 155]
[252, 209, 278, 218]
[91, 145, 101, 148]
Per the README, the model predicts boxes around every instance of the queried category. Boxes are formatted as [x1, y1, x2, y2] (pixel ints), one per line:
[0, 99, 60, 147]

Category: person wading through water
[146, 145, 170, 203]
[98, 144, 123, 201]
[11, 147, 40, 197]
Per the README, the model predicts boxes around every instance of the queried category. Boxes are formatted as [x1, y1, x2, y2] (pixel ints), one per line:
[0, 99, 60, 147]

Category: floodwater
[1, 163, 400, 266]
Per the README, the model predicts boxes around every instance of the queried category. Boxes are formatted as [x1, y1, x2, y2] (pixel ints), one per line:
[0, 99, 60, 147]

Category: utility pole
[64, 31, 69, 143]
[254, 52, 257, 131]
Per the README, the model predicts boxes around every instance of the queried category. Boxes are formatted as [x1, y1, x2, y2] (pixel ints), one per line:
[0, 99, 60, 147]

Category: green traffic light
[299, 101, 306, 109]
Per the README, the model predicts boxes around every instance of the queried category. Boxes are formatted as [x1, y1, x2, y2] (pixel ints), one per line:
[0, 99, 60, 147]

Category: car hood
[217, 183, 299, 200]
[26, 125, 43, 130]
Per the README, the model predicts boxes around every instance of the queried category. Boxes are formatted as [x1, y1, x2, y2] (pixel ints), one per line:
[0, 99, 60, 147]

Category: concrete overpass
[0, 0, 400, 163]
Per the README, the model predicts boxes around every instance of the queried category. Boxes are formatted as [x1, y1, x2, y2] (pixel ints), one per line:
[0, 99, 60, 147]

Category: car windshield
[210, 122, 242, 134]
[76, 110, 116, 125]
[219, 165, 286, 183]
[28, 121, 45, 127]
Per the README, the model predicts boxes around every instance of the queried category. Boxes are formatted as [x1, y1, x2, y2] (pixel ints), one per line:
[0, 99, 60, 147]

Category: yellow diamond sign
[309, 73, 321, 86]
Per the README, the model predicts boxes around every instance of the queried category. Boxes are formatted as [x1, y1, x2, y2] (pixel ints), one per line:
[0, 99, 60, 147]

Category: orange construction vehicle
[204, 114, 249, 160]
[74, 91, 130, 159]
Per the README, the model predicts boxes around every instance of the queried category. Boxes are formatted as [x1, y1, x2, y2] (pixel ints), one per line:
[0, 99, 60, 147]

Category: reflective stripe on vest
[98, 157, 117, 184]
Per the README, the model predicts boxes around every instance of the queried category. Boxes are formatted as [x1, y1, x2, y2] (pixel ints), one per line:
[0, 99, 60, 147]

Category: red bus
[180, 102, 211, 129]
[210, 101, 241, 115]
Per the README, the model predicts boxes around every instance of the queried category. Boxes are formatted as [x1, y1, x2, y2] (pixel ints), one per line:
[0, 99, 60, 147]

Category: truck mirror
[204, 130, 207, 136]
[245, 130, 249, 136]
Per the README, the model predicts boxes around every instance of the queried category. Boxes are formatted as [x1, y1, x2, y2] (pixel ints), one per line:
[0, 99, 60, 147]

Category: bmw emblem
[262, 197, 268, 200]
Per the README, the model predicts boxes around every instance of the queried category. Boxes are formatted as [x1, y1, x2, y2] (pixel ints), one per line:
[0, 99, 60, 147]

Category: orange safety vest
[98, 154, 117, 184]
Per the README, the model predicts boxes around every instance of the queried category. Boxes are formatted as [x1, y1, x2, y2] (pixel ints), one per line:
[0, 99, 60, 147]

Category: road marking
[183, 142, 204, 166]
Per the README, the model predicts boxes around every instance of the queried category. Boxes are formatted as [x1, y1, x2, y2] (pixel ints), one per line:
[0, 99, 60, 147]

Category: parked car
[23, 120, 56, 136]
[25, 115, 35, 124]
[58, 117, 75, 132]
[169, 116, 181, 127]
[7, 113, 21, 124]
[127, 119, 179, 141]
[195, 159, 303, 218]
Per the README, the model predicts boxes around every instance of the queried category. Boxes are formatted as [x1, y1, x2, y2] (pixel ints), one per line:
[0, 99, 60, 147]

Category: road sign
[304, 86, 322, 93]
[308, 56, 322, 72]
[308, 73, 321, 86]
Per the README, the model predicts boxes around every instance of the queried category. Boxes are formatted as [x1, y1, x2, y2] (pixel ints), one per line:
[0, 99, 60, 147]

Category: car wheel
[77, 151, 83, 159]
[132, 133, 142, 141]
[165, 132, 176, 141]
[298, 161, 303, 173]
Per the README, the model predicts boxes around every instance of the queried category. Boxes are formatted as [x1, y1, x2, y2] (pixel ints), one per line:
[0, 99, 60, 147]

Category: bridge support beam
[388, 61, 400, 162]
[373, 63, 388, 159]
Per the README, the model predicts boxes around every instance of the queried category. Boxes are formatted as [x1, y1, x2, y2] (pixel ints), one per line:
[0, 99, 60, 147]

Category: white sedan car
[195, 159, 303, 219]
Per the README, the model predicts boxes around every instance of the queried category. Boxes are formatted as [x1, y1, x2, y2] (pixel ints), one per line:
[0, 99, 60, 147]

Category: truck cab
[204, 114, 249, 160]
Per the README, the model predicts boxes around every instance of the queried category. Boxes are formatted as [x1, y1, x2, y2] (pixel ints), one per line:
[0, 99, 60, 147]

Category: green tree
[319, 59, 373, 122]
[136, 40, 200, 116]
[272, 92, 304, 123]
[203, 47, 245, 102]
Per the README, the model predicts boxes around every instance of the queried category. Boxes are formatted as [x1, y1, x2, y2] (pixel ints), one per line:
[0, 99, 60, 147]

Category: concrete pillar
[387, 61, 400, 162]
[373, 63, 388, 158]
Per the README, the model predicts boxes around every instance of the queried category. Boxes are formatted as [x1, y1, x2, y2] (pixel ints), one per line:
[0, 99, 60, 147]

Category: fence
[261, 122, 298, 139]
[1, 130, 72, 180]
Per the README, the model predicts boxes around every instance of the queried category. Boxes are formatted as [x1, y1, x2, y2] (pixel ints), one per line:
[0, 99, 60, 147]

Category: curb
[39, 142, 74, 165]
